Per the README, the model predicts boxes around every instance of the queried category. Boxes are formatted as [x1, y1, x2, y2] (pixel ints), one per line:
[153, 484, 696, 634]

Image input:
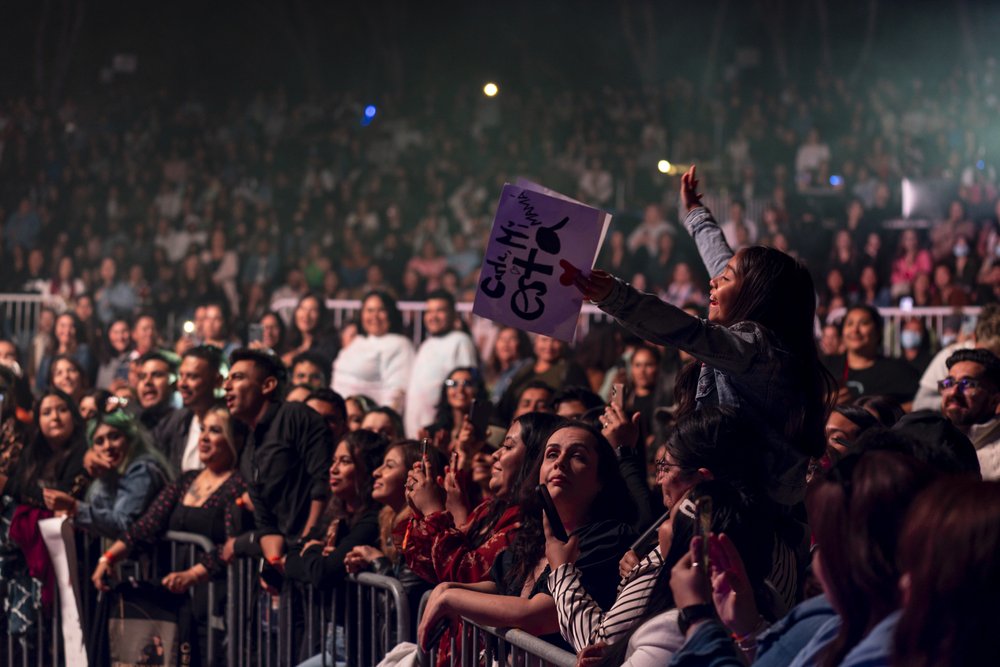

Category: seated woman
[416, 420, 636, 653]
[581, 481, 775, 667]
[44, 402, 171, 539]
[823, 305, 920, 408]
[402, 412, 561, 586]
[548, 409, 778, 656]
[90, 403, 246, 591]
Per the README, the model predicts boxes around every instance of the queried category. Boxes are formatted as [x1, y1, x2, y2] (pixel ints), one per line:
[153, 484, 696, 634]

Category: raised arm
[681, 165, 733, 279]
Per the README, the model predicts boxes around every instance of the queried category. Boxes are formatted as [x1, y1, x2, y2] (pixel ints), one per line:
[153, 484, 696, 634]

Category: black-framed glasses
[444, 379, 476, 389]
[937, 377, 982, 393]
[654, 458, 682, 474]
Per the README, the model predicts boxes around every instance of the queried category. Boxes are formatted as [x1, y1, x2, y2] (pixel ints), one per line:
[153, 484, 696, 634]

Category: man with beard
[940, 348, 1000, 479]
[153, 345, 225, 473]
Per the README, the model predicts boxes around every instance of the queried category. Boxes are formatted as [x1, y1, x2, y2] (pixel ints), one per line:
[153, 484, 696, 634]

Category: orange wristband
[266, 555, 282, 565]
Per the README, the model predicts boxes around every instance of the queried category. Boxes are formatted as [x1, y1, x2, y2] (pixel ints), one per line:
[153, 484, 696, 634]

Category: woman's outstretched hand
[559, 260, 615, 302]
[681, 165, 704, 212]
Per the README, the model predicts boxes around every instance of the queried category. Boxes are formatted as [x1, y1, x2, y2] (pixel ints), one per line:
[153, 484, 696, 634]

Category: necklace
[184, 470, 230, 506]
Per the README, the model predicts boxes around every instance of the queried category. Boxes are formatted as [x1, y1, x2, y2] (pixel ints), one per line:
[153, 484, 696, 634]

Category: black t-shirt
[824, 355, 920, 405]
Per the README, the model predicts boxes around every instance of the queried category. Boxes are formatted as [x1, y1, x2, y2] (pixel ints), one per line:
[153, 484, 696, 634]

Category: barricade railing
[0, 527, 224, 667]
[423, 618, 576, 667]
[227, 555, 411, 667]
[826, 305, 981, 357]
[416, 591, 576, 667]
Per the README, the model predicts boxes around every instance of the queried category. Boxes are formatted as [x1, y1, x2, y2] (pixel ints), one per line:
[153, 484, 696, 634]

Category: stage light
[483, 82, 499, 97]
[830, 175, 843, 186]
[364, 105, 377, 118]
[657, 160, 672, 174]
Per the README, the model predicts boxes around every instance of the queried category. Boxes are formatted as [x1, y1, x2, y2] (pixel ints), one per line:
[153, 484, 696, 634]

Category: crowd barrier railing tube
[223, 558, 411, 667]
[164, 530, 225, 667]
[417, 606, 577, 667]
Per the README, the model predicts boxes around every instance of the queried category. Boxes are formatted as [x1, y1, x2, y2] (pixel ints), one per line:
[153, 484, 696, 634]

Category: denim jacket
[596, 207, 809, 505]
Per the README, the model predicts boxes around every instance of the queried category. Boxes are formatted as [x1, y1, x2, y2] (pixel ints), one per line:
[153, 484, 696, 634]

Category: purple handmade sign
[473, 182, 611, 342]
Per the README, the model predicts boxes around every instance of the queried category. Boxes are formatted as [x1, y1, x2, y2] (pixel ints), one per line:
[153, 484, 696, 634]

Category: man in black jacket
[153, 345, 225, 474]
[225, 348, 331, 565]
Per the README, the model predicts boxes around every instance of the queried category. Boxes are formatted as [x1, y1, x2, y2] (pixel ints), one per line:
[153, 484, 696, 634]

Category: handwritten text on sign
[473, 183, 610, 342]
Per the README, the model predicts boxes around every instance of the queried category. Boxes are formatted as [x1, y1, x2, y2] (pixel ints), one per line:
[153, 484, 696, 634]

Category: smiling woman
[68, 406, 172, 539]
[565, 166, 834, 508]
[332, 291, 415, 414]
[414, 419, 636, 657]
[823, 304, 920, 406]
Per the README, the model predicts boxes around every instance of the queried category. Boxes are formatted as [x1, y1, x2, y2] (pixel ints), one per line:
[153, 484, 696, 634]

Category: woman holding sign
[564, 166, 833, 507]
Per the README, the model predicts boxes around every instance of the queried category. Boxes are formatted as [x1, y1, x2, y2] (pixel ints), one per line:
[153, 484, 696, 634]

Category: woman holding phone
[415, 420, 635, 653]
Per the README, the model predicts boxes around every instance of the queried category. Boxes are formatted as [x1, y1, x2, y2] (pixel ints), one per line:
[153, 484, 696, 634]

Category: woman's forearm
[442, 589, 559, 636]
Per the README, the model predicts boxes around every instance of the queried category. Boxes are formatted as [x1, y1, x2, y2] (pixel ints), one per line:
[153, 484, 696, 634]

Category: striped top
[548, 546, 665, 651]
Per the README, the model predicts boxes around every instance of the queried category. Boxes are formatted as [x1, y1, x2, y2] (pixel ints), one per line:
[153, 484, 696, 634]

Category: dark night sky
[4, 0, 1000, 101]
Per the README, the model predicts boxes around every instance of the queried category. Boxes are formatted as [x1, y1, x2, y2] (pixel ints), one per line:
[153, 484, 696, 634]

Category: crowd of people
[2, 39, 1000, 666]
[0, 163, 997, 666]
[2, 57, 1000, 349]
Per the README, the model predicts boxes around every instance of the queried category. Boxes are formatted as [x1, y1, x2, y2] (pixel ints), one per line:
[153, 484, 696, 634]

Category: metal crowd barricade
[423, 619, 576, 667]
[227, 557, 411, 667]
[162, 530, 227, 666]
[416, 592, 575, 667]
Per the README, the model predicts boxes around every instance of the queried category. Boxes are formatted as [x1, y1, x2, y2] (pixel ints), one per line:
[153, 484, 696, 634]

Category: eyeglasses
[937, 377, 983, 393]
[654, 458, 682, 474]
[444, 379, 476, 389]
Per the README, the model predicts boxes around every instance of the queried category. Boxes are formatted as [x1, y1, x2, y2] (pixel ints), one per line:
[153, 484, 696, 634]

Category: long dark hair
[360, 290, 404, 335]
[286, 292, 336, 352]
[325, 429, 389, 529]
[677, 247, 834, 457]
[503, 420, 636, 591]
[597, 480, 774, 667]
[15, 389, 86, 498]
[730, 247, 835, 458]
[431, 367, 489, 434]
[893, 478, 1000, 667]
[807, 451, 936, 667]
[665, 407, 767, 494]
[465, 412, 562, 548]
